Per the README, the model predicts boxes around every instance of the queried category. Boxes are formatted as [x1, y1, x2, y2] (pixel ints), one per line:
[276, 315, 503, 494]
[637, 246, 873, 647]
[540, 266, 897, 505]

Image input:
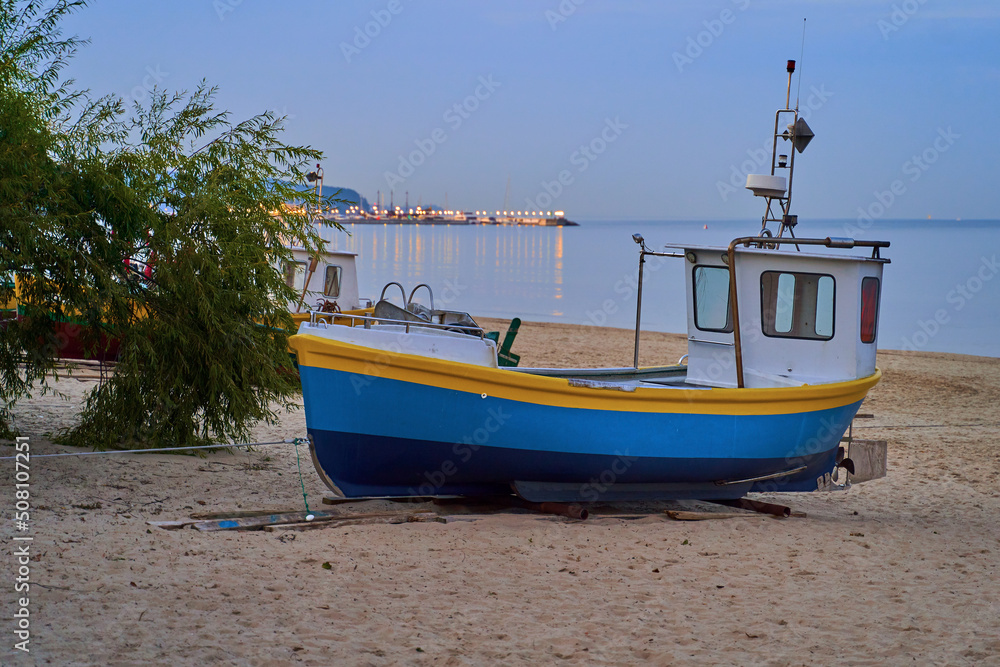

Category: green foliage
[1, 1, 338, 447]
[1, 0, 91, 436]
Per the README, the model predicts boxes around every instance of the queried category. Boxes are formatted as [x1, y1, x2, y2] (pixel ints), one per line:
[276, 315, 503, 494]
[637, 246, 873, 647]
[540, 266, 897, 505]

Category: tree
[1, 0, 334, 448]
[1, 0, 93, 437]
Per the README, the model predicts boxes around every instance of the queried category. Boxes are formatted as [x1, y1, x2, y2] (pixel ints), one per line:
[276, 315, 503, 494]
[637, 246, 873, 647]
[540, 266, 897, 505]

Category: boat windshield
[693, 266, 732, 332]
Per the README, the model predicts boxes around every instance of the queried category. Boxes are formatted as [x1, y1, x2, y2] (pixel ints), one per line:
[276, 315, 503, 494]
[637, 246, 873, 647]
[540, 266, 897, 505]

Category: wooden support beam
[189, 509, 299, 520]
[192, 511, 342, 531]
[665, 510, 760, 521]
[262, 512, 443, 532]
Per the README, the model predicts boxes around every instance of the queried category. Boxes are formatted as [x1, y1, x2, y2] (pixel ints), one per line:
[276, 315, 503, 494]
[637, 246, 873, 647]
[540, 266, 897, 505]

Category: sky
[55, 0, 1000, 221]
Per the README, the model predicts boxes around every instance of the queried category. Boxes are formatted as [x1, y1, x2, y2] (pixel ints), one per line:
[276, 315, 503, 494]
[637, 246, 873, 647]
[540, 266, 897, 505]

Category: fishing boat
[289, 61, 890, 502]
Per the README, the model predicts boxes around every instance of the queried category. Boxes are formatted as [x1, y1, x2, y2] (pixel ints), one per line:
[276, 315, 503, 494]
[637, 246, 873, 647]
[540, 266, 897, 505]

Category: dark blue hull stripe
[309, 428, 835, 500]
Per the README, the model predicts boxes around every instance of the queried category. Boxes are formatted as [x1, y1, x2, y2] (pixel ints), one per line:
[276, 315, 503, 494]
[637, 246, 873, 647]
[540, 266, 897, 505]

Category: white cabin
[676, 241, 886, 389]
[281, 249, 367, 314]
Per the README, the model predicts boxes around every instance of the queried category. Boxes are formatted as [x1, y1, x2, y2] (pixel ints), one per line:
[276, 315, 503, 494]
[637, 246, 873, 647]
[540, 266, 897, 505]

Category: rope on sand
[292, 437, 312, 516]
[0, 438, 309, 460]
[853, 422, 999, 430]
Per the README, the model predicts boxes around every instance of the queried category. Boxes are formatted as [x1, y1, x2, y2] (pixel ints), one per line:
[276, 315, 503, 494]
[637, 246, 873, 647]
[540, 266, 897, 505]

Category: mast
[744, 60, 814, 245]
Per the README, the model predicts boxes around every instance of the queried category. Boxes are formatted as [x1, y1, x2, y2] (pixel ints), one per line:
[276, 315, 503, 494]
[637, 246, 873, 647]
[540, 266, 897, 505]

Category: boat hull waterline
[291, 334, 880, 502]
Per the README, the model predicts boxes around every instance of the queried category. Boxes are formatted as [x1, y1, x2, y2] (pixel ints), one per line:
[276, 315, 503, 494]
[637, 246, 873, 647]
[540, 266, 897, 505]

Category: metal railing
[306, 310, 486, 339]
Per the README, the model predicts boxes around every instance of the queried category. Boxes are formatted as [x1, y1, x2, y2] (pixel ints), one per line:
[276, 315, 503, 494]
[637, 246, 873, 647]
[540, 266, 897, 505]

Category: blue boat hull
[299, 363, 862, 501]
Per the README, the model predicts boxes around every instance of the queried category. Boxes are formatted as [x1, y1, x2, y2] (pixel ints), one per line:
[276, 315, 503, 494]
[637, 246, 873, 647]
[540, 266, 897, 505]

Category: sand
[2, 319, 999, 665]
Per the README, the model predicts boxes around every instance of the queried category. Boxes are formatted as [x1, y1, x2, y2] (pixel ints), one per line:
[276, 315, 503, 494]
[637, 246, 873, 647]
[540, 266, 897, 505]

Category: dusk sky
[59, 0, 999, 221]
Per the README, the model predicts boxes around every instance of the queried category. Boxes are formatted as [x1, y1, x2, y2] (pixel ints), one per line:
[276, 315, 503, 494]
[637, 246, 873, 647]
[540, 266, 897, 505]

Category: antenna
[795, 18, 806, 110]
[746, 59, 815, 245]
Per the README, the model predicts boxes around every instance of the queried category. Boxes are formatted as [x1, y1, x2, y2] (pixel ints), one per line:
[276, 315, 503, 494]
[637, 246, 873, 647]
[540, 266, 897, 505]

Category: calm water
[323, 219, 1000, 358]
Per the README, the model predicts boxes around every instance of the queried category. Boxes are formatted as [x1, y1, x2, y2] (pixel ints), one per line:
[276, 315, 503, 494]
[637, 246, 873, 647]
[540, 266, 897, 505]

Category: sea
[322, 219, 1000, 358]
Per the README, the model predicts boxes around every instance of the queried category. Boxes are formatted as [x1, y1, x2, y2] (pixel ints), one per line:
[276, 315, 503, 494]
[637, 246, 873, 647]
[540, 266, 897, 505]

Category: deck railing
[306, 310, 486, 339]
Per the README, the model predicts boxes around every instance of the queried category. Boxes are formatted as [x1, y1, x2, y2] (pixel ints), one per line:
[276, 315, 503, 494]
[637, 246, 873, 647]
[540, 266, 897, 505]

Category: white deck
[298, 320, 499, 368]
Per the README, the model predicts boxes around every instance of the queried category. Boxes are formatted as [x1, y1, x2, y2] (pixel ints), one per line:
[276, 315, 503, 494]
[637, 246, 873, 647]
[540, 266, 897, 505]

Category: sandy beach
[2, 319, 999, 665]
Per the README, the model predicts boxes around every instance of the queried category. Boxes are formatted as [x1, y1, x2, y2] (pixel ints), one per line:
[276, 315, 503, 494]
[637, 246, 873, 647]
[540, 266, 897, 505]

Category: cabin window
[693, 266, 733, 332]
[283, 261, 307, 291]
[323, 265, 342, 298]
[760, 271, 835, 340]
[860, 277, 880, 344]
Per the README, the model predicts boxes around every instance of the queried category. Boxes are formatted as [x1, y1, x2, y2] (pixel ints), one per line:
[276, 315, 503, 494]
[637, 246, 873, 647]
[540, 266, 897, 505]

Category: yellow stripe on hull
[288, 333, 881, 416]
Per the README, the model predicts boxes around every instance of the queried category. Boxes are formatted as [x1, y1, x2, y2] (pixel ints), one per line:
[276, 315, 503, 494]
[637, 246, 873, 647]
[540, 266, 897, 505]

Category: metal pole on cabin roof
[634, 251, 645, 369]
[316, 165, 323, 219]
[726, 242, 745, 389]
[631, 239, 685, 370]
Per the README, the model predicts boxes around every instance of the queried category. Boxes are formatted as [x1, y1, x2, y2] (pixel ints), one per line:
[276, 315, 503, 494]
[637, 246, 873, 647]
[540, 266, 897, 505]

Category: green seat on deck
[485, 317, 521, 367]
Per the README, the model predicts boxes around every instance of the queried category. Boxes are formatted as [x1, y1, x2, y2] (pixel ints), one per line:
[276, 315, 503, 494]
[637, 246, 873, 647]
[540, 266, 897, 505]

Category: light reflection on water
[323, 219, 1000, 358]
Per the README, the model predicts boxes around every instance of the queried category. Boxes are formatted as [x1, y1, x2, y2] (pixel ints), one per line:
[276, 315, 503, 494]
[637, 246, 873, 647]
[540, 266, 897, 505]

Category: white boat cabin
[676, 240, 886, 389]
[281, 248, 367, 314]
